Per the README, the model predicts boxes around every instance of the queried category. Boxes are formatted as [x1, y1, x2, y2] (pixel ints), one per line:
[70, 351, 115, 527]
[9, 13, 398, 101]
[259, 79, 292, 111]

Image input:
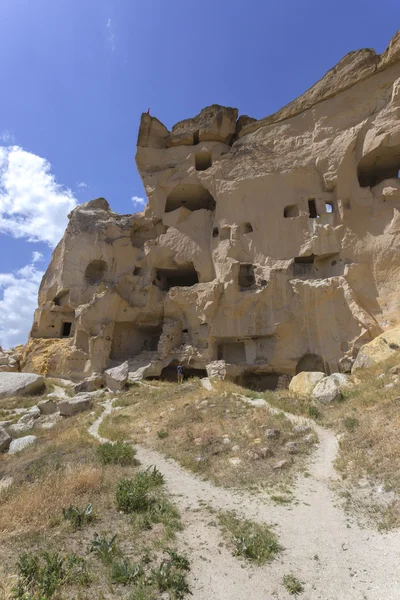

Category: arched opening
[148, 361, 207, 382]
[237, 372, 289, 391]
[358, 144, 400, 188]
[165, 183, 216, 213]
[238, 264, 255, 290]
[295, 353, 326, 374]
[325, 202, 334, 214]
[241, 222, 253, 234]
[195, 151, 212, 171]
[85, 260, 107, 285]
[212, 227, 219, 238]
[284, 204, 299, 218]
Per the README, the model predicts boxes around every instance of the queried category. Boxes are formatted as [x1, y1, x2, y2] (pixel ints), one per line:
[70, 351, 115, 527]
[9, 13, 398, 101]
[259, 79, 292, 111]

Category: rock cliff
[24, 30, 400, 388]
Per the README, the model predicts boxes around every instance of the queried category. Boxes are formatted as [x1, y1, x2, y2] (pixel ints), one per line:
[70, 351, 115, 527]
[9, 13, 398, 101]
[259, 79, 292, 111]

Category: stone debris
[38, 399, 59, 415]
[58, 394, 93, 416]
[105, 361, 129, 392]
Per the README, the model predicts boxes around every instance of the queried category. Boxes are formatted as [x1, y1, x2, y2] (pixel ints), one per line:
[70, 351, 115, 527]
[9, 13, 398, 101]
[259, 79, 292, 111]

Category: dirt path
[90, 397, 400, 600]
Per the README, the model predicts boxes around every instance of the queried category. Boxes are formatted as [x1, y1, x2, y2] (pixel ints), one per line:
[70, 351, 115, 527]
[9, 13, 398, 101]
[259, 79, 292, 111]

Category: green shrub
[62, 503, 95, 530]
[218, 512, 282, 565]
[111, 561, 144, 585]
[150, 549, 190, 599]
[282, 573, 304, 595]
[157, 430, 169, 439]
[116, 467, 165, 513]
[97, 441, 138, 466]
[13, 551, 89, 598]
[308, 404, 320, 419]
[88, 533, 117, 564]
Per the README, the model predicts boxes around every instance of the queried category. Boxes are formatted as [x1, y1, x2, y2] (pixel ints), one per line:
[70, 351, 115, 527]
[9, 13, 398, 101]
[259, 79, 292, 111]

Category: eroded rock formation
[24, 31, 400, 388]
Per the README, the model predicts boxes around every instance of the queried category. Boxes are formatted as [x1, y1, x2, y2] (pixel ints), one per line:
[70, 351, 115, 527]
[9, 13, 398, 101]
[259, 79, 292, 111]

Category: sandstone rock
[20, 406, 41, 421]
[292, 425, 312, 435]
[38, 399, 59, 415]
[339, 356, 354, 374]
[289, 372, 326, 396]
[105, 362, 129, 392]
[329, 373, 351, 389]
[0, 427, 11, 452]
[352, 328, 400, 371]
[0, 373, 45, 400]
[8, 435, 37, 454]
[8, 421, 34, 435]
[265, 429, 280, 439]
[74, 374, 105, 394]
[312, 376, 341, 404]
[58, 395, 93, 416]
[273, 459, 290, 470]
[21, 30, 400, 391]
[285, 442, 301, 454]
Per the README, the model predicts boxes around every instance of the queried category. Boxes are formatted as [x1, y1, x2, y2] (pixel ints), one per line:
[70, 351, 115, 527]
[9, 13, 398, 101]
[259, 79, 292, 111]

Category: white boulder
[58, 394, 93, 416]
[289, 371, 326, 396]
[312, 376, 342, 404]
[38, 399, 59, 415]
[105, 361, 129, 391]
[0, 373, 45, 400]
[8, 435, 37, 454]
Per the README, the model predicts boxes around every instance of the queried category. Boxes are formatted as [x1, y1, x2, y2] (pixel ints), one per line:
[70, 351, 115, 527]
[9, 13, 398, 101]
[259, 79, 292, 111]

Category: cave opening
[238, 264, 255, 290]
[61, 322, 72, 337]
[284, 204, 300, 218]
[358, 144, 400, 188]
[148, 361, 207, 382]
[155, 264, 199, 291]
[165, 183, 216, 213]
[85, 260, 107, 285]
[195, 151, 212, 171]
[308, 199, 318, 219]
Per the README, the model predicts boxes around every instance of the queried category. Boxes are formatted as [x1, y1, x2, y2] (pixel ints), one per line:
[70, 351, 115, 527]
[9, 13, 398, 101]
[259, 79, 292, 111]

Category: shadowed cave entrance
[236, 372, 288, 392]
[165, 183, 216, 213]
[155, 265, 199, 291]
[147, 361, 207, 382]
[110, 323, 162, 360]
[295, 353, 326, 374]
[358, 144, 400, 188]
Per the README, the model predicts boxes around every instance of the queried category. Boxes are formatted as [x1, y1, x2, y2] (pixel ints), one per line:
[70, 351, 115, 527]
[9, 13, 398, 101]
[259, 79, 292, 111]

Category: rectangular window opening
[308, 199, 318, 219]
[61, 322, 72, 337]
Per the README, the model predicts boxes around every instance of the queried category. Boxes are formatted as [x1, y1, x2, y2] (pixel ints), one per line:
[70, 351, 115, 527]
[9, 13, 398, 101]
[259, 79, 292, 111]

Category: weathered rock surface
[352, 328, 400, 371]
[0, 373, 44, 400]
[58, 395, 93, 416]
[312, 376, 342, 404]
[0, 427, 11, 452]
[21, 31, 400, 389]
[289, 372, 326, 396]
[105, 361, 129, 391]
[38, 399, 59, 415]
[8, 435, 37, 454]
[8, 421, 34, 435]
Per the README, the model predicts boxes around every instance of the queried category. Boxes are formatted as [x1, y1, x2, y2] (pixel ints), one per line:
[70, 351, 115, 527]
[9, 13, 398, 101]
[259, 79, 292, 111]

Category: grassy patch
[97, 440, 138, 466]
[218, 511, 282, 564]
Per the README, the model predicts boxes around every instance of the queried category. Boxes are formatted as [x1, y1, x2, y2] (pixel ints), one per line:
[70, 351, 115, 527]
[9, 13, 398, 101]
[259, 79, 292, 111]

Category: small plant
[13, 551, 89, 598]
[342, 416, 359, 432]
[116, 467, 165, 513]
[157, 429, 169, 439]
[218, 512, 282, 565]
[111, 561, 144, 585]
[150, 549, 190, 599]
[282, 573, 304, 596]
[88, 533, 117, 564]
[62, 503, 95, 530]
[270, 494, 292, 505]
[308, 404, 320, 419]
[97, 441, 138, 466]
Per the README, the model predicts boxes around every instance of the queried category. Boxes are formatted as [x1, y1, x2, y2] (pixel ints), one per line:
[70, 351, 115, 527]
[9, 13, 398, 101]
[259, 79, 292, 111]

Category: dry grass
[100, 379, 315, 489]
[0, 398, 186, 599]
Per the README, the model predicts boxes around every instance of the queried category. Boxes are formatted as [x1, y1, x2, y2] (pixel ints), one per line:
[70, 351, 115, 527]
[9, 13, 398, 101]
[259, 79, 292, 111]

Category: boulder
[329, 373, 351, 389]
[8, 435, 37, 454]
[74, 374, 105, 394]
[338, 356, 354, 374]
[265, 429, 280, 439]
[312, 376, 341, 404]
[289, 372, 326, 396]
[38, 399, 59, 415]
[58, 394, 93, 416]
[292, 425, 312, 435]
[273, 459, 290, 470]
[352, 328, 400, 371]
[8, 421, 34, 435]
[0, 427, 11, 452]
[19, 406, 41, 422]
[285, 442, 301, 454]
[105, 361, 129, 392]
[206, 361, 227, 381]
[0, 373, 45, 401]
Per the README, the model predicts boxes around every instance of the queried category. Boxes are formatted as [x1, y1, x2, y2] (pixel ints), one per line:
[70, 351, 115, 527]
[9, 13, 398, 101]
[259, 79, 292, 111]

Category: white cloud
[0, 131, 16, 144]
[32, 251, 43, 263]
[131, 195, 147, 212]
[106, 17, 116, 53]
[0, 261, 44, 348]
[0, 146, 77, 247]
[77, 181, 88, 188]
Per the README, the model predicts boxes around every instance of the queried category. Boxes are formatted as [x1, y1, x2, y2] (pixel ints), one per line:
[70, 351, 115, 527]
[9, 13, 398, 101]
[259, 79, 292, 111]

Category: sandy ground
[90, 391, 400, 600]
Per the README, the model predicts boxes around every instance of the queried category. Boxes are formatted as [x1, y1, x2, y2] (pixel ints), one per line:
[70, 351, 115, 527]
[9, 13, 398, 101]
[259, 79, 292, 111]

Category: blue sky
[0, 0, 398, 347]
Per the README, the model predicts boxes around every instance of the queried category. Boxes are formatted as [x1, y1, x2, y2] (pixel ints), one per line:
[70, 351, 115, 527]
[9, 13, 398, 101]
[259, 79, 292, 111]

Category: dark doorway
[155, 265, 199, 291]
[61, 322, 72, 337]
[308, 199, 318, 218]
